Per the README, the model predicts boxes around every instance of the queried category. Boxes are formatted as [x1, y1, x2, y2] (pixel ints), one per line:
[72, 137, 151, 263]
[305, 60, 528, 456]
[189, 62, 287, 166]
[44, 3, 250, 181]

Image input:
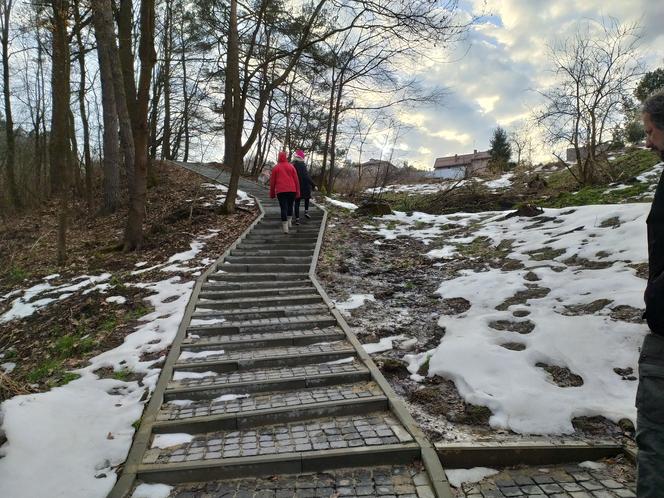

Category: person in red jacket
[269, 151, 300, 233]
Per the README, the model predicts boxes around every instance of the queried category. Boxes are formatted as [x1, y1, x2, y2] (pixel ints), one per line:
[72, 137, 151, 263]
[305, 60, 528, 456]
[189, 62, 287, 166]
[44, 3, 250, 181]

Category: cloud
[431, 129, 473, 144]
[337, 0, 663, 171]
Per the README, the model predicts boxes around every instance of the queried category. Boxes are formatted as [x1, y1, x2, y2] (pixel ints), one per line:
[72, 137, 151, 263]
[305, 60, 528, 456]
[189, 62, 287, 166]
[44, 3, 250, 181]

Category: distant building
[360, 158, 396, 171]
[565, 143, 611, 162]
[432, 150, 491, 179]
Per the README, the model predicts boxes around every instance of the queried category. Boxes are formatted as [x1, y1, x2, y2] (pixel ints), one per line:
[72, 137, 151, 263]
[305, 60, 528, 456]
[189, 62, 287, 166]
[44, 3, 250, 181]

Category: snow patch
[363, 335, 407, 355]
[335, 294, 375, 314]
[325, 197, 358, 210]
[151, 433, 194, 449]
[178, 350, 224, 361]
[445, 468, 499, 488]
[105, 296, 127, 305]
[131, 483, 173, 498]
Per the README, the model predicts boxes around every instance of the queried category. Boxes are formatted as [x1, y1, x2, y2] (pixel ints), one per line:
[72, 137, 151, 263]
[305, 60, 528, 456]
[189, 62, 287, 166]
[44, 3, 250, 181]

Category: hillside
[317, 156, 663, 445]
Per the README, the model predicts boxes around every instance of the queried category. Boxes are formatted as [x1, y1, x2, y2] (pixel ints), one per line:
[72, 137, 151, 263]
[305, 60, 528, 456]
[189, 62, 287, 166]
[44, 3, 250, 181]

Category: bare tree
[50, 0, 72, 264]
[535, 18, 642, 185]
[1, 0, 19, 207]
[123, 0, 156, 250]
[91, 0, 121, 213]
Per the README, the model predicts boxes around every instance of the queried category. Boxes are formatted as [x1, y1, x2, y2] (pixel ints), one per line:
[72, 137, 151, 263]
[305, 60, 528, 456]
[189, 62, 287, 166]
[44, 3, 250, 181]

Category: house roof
[434, 150, 491, 169]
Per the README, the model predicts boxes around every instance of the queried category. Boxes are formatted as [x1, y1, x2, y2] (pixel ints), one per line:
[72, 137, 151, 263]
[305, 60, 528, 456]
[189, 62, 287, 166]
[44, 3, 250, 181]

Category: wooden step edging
[306, 207, 454, 498]
[436, 440, 625, 469]
[107, 185, 266, 498]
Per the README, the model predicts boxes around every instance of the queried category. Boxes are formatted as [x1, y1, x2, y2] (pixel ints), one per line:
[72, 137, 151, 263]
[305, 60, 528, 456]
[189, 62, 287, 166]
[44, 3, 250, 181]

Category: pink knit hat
[295, 149, 305, 160]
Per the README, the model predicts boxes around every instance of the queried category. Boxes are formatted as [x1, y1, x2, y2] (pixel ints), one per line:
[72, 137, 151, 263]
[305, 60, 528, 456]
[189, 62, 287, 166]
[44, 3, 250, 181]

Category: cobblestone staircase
[110, 163, 451, 498]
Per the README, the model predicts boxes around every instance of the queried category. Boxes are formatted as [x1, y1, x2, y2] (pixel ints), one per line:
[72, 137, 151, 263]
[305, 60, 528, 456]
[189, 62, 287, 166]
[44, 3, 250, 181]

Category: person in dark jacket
[292, 149, 316, 224]
[636, 89, 664, 497]
[269, 151, 300, 233]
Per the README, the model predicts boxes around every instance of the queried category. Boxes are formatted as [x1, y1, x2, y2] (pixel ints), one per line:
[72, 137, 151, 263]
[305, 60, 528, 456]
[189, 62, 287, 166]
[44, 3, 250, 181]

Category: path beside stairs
[109, 163, 452, 498]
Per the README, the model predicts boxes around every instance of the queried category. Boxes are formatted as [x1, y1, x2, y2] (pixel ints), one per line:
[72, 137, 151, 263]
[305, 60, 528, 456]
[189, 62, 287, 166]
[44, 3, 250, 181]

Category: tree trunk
[320, 73, 336, 191]
[117, 0, 137, 124]
[181, 19, 190, 162]
[50, 0, 72, 264]
[72, 0, 92, 208]
[92, 0, 120, 213]
[68, 108, 81, 194]
[123, 0, 155, 250]
[148, 65, 162, 160]
[1, 0, 19, 207]
[327, 74, 345, 193]
[116, 0, 137, 184]
[223, 0, 242, 214]
[160, 1, 172, 161]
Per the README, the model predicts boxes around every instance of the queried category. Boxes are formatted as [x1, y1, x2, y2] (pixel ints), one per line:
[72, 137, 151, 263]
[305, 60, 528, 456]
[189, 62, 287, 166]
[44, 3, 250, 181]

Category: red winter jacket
[269, 152, 301, 199]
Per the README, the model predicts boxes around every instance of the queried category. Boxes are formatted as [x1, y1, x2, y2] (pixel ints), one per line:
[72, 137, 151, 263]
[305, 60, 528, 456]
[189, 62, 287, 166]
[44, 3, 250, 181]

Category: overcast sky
[367, 0, 664, 170]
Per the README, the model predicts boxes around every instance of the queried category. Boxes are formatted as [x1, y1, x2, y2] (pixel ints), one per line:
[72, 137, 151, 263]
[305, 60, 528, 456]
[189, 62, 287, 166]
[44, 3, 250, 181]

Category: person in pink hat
[269, 151, 300, 233]
[292, 149, 316, 224]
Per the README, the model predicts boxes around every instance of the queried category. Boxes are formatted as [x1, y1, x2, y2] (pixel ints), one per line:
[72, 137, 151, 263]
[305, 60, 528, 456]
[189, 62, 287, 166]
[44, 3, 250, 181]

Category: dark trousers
[636, 332, 664, 497]
[277, 192, 295, 221]
[294, 197, 310, 219]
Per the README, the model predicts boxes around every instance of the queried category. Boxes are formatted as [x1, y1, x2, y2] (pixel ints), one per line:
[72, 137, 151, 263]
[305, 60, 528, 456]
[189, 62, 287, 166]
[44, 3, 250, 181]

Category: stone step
[165, 360, 371, 401]
[153, 383, 387, 433]
[183, 326, 346, 351]
[133, 463, 435, 497]
[252, 229, 321, 236]
[139, 412, 417, 483]
[218, 263, 312, 274]
[243, 234, 319, 241]
[157, 381, 382, 424]
[207, 272, 310, 282]
[192, 303, 329, 321]
[201, 281, 314, 293]
[234, 243, 316, 251]
[244, 232, 319, 240]
[187, 314, 337, 336]
[199, 286, 315, 300]
[250, 223, 320, 231]
[196, 294, 323, 310]
[224, 255, 313, 264]
[173, 341, 356, 373]
[230, 249, 314, 257]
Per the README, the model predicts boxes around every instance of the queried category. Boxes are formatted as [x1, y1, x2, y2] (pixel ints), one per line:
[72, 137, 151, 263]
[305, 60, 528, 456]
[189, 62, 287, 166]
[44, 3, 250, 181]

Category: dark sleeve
[645, 177, 664, 333]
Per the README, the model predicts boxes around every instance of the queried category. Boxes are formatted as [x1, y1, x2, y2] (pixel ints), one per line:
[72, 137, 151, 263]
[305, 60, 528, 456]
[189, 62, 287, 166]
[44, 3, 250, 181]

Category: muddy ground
[317, 206, 635, 446]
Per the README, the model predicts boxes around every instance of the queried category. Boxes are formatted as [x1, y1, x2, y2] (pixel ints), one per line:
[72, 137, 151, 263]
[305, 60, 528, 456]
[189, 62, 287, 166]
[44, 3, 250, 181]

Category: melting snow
[131, 483, 173, 498]
[105, 296, 127, 305]
[369, 203, 651, 434]
[151, 433, 194, 449]
[445, 468, 499, 488]
[325, 197, 358, 210]
[335, 294, 375, 314]
[363, 335, 407, 354]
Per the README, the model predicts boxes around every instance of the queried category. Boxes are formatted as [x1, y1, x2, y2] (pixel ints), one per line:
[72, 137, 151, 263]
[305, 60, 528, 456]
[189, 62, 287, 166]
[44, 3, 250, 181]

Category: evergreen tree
[635, 68, 664, 103]
[489, 126, 511, 171]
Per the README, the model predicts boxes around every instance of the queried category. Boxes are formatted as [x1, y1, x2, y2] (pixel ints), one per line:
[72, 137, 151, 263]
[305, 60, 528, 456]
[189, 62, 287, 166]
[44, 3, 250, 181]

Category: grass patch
[607, 149, 660, 180]
[109, 274, 128, 292]
[55, 334, 96, 357]
[542, 182, 651, 208]
[112, 369, 132, 381]
[27, 358, 63, 384]
[100, 316, 119, 333]
[417, 355, 431, 376]
[7, 266, 29, 284]
[126, 305, 150, 321]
